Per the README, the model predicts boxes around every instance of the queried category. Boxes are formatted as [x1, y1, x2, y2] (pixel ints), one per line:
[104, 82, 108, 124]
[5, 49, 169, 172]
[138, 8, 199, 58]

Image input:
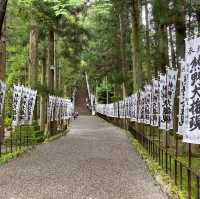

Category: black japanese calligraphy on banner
[59, 98, 63, 122]
[132, 94, 138, 122]
[55, 97, 61, 121]
[63, 99, 73, 120]
[144, 85, 152, 124]
[47, 96, 53, 123]
[178, 60, 189, 135]
[129, 95, 133, 119]
[127, 97, 130, 118]
[47, 97, 73, 122]
[151, 79, 159, 127]
[138, 91, 145, 123]
[12, 85, 23, 127]
[159, 74, 167, 129]
[28, 89, 37, 124]
[20, 87, 30, 125]
[0, 80, 6, 126]
[183, 36, 200, 144]
[166, 68, 178, 130]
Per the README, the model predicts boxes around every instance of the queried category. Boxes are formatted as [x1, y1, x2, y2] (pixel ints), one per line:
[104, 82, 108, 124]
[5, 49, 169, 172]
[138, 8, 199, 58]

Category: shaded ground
[0, 116, 168, 199]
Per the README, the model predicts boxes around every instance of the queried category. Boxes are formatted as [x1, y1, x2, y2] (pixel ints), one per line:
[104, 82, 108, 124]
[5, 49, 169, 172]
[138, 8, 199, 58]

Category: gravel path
[0, 116, 168, 199]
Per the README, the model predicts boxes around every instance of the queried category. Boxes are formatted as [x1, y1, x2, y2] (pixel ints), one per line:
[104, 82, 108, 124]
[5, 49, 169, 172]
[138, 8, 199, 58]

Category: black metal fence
[0, 125, 34, 157]
[129, 125, 200, 199]
[0, 119, 70, 157]
[98, 113, 200, 199]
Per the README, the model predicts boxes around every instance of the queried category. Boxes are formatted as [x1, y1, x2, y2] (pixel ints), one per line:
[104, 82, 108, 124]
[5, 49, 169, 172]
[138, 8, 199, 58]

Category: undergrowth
[125, 130, 187, 199]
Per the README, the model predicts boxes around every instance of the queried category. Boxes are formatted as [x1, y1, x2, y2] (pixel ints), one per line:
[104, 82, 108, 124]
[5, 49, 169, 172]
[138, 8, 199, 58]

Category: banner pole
[165, 71, 168, 174]
[188, 143, 192, 199]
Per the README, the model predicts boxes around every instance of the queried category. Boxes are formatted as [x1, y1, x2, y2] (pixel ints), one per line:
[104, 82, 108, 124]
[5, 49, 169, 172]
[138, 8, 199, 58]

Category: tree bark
[0, 16, 6, 81]
[47, 30, 54, 92]
[0, 16, 6, 145]
[175, 2, 186, 61]
[29, 16, 38, 87]
[119, 14, 127, 98]
[54, 33, 59, 91]
[168, 25, 177, 68]
[47, 29, 57, 136]
[197, 6, 200, 33]
[0, 0, 7, 39]
[159, 24, 169, 73]
[40, 45, 47, 132]
[131, 0, 142, 92]
[144, 0, 151, 78]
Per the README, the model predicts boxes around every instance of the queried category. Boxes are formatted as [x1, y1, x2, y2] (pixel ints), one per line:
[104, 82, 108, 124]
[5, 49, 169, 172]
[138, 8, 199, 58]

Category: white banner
[183, 36, 200, 144]
[144, 85, 151, 124]
[166, 68, 178, 130]
[12, 85, 23, 126]
[138, 91, 145, 123]
[28, 89, 37, 124]
[0, 80, 6, 120]
[178, 60, 189, 135]
[159, 74, 167, 129]
[20, 87, 30, 124]
[47, 96, 53, 123]
[55, 97, 61, 121]
[132, 94, 138, 121]
[128, 96, 132, 118]
[151, 79, 159, 127]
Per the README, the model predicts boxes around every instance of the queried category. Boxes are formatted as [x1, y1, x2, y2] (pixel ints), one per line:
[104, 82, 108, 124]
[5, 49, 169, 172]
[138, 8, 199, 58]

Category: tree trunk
[0, 16, 6, 80]
[0, 0, 7, 39]
[131, 0, 142, 92]
[175, 2, 186, 61]
[159, 24, 169, 73]
[119, 14, 127, 98]
[29, 16, 38, 123]
[197, 6, 200, 33]
[173, 0, 186, 155]
[47, 30, 54, 92]
[40, 45, 47, 132]
[54, 33, 60, 92]
[0, 16, 6, 145]
[144, 0, 151, 78]
[29, 16, 38, 87]
[47, 29, 57, 135]
[168, 25, 177, 68]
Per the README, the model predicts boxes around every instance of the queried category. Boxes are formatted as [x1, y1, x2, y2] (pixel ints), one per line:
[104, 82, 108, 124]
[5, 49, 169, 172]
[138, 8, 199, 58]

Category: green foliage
[5, 125, 45, 147]
[81, 0, 133, 98]
[0, 148, 30, 165]
[97, 82, 114, 104]
[128, 135, 187, 199]
[4, 117, 11, 127]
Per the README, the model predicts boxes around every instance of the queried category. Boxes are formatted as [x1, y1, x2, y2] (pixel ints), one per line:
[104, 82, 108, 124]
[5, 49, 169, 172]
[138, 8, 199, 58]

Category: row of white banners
[96, 36, 200, 145]
[47, 96, 73, 123]
[0, 83, 73, 127]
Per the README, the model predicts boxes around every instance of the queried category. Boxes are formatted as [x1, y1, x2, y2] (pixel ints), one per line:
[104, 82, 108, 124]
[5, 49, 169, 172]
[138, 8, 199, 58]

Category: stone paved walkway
[0, 116, 168, 199]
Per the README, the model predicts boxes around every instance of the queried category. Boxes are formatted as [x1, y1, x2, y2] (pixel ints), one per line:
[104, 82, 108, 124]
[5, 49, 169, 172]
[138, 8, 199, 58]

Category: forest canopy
[0, 0, 200, 113]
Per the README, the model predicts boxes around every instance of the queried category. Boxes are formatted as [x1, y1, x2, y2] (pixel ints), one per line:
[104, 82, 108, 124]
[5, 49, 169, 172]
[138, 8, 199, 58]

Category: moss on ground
[0, 147, 32, 166]
[125, 130, 187, 199]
